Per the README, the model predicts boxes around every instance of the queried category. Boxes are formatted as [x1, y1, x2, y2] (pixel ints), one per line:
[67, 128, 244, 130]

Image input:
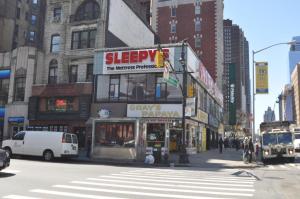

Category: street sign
[165, 76, 179, 87]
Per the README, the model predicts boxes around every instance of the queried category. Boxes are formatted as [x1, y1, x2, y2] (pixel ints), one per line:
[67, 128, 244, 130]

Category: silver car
[0, 148, 10, 171]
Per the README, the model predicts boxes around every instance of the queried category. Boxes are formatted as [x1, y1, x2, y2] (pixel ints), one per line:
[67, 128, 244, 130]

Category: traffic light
[155, 50, 164, 68]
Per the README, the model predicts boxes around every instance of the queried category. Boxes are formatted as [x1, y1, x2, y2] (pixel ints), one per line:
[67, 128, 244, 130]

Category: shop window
[49, 125, 68, 132]
[50, 34, 60, 52]
[69, 65, 78, 83]
[74, 0, 100, 22]
[71, 29, 96, 49]
[128, 74, 147, 101]
[86, 63, 93, 82]
[109, 75, 120, 100]
[119, 74, 129, 100]
[47, 98, 74, 112]
[94, 122, 135, 148]
[167, 74, 182, 101]
[48, 59, 58, 84]
[146, 124, 165, 148]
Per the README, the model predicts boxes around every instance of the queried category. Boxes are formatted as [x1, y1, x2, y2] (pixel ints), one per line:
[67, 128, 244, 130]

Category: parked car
[0, 148, 10, 171]
[2, 131, 78, 161]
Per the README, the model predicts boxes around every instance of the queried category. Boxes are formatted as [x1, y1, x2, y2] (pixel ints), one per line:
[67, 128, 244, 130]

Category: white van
[2, 131, 78, 161]
[294, 132, 300, 153]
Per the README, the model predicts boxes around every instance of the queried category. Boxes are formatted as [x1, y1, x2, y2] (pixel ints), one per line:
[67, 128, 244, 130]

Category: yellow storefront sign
[202, 128, 206, 152]
[256, 62, 268, 94]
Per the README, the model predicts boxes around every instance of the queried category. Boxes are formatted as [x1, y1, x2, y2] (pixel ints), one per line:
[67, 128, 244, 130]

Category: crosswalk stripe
[120, 172, 256, 182]
[279, 165, 287, 169]
[99, 175, 253, 187]
[53, 185, 236, 199]
[267, 165, 275, 169]
[3, 195, 41, 199]
[109, 174, 254, 184]
[71, 180, 254, 197]
[30, 189, 128, 199]
[85, 178, 255, 192]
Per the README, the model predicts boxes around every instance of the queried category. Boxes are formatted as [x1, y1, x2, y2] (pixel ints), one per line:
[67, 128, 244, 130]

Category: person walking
[86, 138, 91, 158]
[218, 137, 224, 154]
[248, 139, 254, 163]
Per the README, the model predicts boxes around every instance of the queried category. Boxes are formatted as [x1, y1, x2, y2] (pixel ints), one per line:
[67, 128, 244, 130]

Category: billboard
[229, 63, 236, 125]
[256, 62, 268, 94]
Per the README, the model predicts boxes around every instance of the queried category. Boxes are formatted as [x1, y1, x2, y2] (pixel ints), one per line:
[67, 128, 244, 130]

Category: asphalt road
[0, 156, 299, 199]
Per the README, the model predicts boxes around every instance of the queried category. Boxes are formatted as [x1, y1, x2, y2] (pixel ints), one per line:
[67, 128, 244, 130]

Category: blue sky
[224, 0, 300, 133]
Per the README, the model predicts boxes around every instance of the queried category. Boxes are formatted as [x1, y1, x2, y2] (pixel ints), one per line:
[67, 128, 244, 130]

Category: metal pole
[252, 50, 255, 140]
[179, 41, 189, 163]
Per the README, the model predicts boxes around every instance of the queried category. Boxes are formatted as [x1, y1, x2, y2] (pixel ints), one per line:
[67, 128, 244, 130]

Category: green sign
[229, 63, 236, 125]
[165, 76, 179, 87]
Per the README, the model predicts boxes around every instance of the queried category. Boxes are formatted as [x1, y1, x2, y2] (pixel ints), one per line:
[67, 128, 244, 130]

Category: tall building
[151, 0, 224, 90]
[289, 36, 300, 78]
[278, 84, 294, 122]
[264, 107, 275, 122]
[0, 0, 46, 52]
[292, 64, 300, 125]
[223, 19, 250, 132]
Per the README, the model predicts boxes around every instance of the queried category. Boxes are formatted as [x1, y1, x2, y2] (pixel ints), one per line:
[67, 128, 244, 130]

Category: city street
[0, 154, 299, 199]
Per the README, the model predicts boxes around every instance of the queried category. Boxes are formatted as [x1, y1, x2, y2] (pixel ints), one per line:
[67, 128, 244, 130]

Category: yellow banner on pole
[256, 62, 268, 94]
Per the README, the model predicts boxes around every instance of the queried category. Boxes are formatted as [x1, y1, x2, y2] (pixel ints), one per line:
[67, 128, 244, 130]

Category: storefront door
[146, 123, 165, 162]
[169, 129, 181, 152]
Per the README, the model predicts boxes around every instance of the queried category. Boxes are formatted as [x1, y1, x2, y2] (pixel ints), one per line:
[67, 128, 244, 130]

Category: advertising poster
[256, 62, 269, 94]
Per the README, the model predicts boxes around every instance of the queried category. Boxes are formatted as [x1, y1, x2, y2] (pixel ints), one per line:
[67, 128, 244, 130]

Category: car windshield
[295, 134, 300, 139]
[262, 133, 277, 145]
[277, 132, 293, 144]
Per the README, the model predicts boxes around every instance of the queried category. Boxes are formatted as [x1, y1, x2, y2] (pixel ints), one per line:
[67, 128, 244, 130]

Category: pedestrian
[218, 137, 224, 154]
[86, 138, 91, 158]
[243, 137, 249, 162]
[235, 138, 240, 151]
[248, 139, 254, 163]
[255, 142, 259, 162]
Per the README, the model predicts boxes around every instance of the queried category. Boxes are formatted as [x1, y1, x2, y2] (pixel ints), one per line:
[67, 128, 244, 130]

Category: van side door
[12, 131, 26, 154]
[71, 134, 78, 155]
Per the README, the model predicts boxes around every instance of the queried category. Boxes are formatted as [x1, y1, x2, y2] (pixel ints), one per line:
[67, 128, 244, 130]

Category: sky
[224, 0, 300, 133]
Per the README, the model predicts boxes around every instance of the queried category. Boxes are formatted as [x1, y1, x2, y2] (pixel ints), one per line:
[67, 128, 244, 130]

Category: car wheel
[43, 150, 53, 161]
[4, 147, 12, 158]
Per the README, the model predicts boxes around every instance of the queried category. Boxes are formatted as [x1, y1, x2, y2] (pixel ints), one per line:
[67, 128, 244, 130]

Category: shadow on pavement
[0, 172, 16, 178]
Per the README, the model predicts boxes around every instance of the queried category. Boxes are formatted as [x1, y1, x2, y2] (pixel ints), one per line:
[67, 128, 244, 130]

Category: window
[32, 0, 38, 4]
[94, 122, 135, 148]
[14, 77, 26, 101]
[195, 0, 201, 15]
[171, 7, 176, 17]
[50, 34, 60, 52]
[53, 7, 62, 18]
[12, 132, 25, 140]
[74, 0, 100, 21]
[47, 98, 74, 112]
[71, 29, 96, 49]
[155, 75, 167, 100]
[109, 75, 120, 100]
[69, 65, 78, 83]
[86, 64, 93, 82]
[48, 59, 58, 84]
[29, 31, 35, 41]
[171, 23, 176, 33]
[195, 19, 201, 32]
[128, 74, 146, 101]
[195, 37, 201, 48]
[17, 8, 20, 19]
[31, 15, 37, 25]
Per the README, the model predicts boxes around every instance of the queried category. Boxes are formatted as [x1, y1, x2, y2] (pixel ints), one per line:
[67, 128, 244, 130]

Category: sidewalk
[73, 148, 261, 168]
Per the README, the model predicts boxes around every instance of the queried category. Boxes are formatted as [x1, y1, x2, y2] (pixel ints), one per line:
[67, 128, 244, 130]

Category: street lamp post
[252, 41, 295, 140]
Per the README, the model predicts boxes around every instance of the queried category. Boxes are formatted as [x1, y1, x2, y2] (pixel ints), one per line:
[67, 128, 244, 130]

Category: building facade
[151, 0, 224, 90]
[91, 44, 223, 160]
[25, 0, 155, 149]
[292, 64, 300, 125]
[0, 0, 46, 52]
[223, 19, 250, 134]
[278, 84, 294, 122]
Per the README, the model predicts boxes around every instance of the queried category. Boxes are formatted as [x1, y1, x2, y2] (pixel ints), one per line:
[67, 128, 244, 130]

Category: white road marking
[109, 173, 254, 184]
[1, 169, 21, 173]
[85, 178, 255, 192]
[71, 180, 254, 197]
[279, 165, 287, 169]
[30, 189, 128, 199]
[120, 172, 256, 182]
[53, 185, 236, 199]
[98, 175, 253, 187]
[3, 195, 41, 199]
[267, 165, 275, 169]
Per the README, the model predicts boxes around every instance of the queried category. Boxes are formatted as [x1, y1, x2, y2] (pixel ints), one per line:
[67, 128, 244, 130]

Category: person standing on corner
[218, 137, 224, 154]
[248, 139, 254, 163]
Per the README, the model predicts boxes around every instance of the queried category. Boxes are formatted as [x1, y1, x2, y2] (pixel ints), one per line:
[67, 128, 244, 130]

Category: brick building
[151, 0, 224, 90]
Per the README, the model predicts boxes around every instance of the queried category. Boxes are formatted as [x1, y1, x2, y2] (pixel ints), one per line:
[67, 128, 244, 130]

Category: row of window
[48, 60, 93, 84]
[170, 0, 201, 17]
[170, 20, 201, 34]
[50, 29, 96, 53]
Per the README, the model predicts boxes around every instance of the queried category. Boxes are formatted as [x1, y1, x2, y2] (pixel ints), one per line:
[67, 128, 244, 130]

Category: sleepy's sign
[102, 48, 170, 74]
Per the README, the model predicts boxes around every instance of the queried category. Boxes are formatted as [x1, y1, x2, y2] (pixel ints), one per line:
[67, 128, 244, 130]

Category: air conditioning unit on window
[52, 16, 61, 23]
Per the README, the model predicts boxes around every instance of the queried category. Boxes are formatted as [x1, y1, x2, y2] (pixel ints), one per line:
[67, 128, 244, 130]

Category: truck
[260, 121, 296, 163]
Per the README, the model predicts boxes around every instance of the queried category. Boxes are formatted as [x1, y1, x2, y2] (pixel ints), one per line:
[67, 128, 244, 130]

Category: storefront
[192, 109, 209, 152]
